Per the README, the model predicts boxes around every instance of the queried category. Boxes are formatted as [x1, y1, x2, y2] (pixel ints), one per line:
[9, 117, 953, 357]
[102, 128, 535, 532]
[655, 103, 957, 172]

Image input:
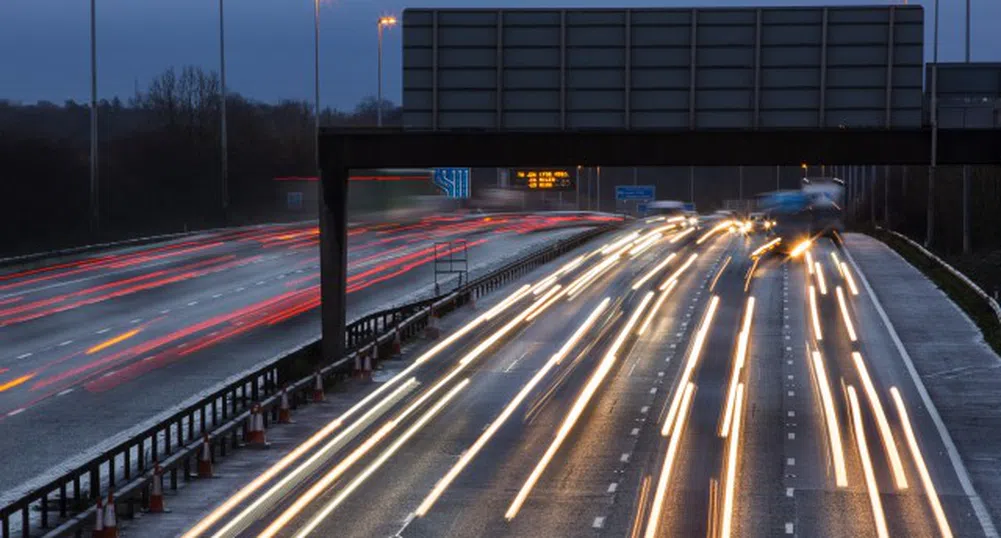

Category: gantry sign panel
[402, 6, 924, 130]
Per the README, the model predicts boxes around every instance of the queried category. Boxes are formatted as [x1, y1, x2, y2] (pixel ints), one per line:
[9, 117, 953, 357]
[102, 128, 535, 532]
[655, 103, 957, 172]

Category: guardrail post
[152, 431, 159, 463]
[138, 438, 145, 471]
[60, 483, 68, 517]
[170, 467, 178, 490]
[41, 494, 48, 528]
[20, 507, 27, 538]
[125, 446, 131, 480]
[108, 454, 116, 486]
[90, 466, 99, 501]
[3, 512, 8, 538]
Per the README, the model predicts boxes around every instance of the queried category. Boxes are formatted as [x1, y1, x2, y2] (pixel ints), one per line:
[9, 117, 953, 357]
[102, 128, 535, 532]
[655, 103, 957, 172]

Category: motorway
[175, 217, 993, 538]
[0, 213, 615, 497]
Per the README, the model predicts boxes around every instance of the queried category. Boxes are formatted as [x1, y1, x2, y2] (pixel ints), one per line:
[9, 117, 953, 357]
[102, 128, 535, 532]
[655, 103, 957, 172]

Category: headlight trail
[805, 251, 815, 275]
[851, 352, 908, 490]
[709, 256, 732, 292]
[750, 237, 781, 258]
[814, 262, 828, 295]
[697, 221, 731, 245]
[719, 383, 746, 538]
[808, 285, 823, 341]
[848, 385, 890, 538]
[565, 255, 619, 299]
[659, 253, 698, 291]
[505, 294, 652, 521]
[670, 227, 696, 243]
[890, 387, 954, 538]
[835, 286, 858, 341]
[811, 351, 848, 487]
[662, 296, 720, 436]
[638, 280, 678, 336]
[291, 380, 470, 538]
[840, 262, 860, 295]
[830, 252, 844, 277]
[523, 285, 563, 319]
[790, 240, 812, 259]
[632, 254, 677, 290]
[644, 382, 696, 538]
[630, 233, 663, 257]
[415, 299, 610, 517]
[602, 231, 641, 255]
[208, 379, 418, 538]
[720, 297, 755, 437]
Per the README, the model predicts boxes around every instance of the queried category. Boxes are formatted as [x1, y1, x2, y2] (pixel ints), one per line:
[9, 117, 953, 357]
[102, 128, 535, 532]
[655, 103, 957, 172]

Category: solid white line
[841, 243, 999, 538]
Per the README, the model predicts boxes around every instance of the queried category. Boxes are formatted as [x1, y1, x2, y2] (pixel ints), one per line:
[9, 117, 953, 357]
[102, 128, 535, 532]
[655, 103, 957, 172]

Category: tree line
[0, 66, 400, 256]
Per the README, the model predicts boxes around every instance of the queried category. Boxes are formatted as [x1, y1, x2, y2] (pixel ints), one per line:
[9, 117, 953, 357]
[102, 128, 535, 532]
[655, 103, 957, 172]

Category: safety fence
[0, 221, 618, 538]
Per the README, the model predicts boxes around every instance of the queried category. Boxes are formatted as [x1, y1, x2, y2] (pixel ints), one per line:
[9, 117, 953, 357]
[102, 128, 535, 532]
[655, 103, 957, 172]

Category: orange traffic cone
[197, 434, 213, 478]
[148, 462, 166, 513]
[390, 329, 402, 356]
[245, 403, 267, 446]
[91, 498, 104, 538]
[312, 371, 324, 402]
[425, 310, 441, 339]
[103, 489, 119, 538]
[278, 388, 292, 424]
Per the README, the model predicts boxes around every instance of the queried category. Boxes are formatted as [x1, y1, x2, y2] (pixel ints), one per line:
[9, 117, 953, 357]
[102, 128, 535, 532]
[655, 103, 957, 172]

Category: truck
[757, 177, 843, 253]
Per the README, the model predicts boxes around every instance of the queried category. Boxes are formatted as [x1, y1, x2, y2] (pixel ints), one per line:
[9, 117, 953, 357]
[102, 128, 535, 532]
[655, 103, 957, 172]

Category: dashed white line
[788, 432, 796, 440]
[787, 390, 795, 397]
[212, 294, 222, 299]
[786, 522, 794, 534]
[640, 406, 649, 414]
[96, 328, 111, 334]
[159, 309, 170, 315]
[657, 371, 665, 377]
[187, 301, 198, 306]
[649, 387, 657, 395]
[236, 287, 246, 292]
[607, 482, 618, 493]
[786, 487, 795, 498]
[503, 351, 528, 373]
[620, 452, 631, 463]
[787, 360, 793, 366]
[256, 281, 265, 286]
[592, 517, 605, 529]
[788, 411, 796, 417]
[16, 352, 32, 359]
[7, 408, 25, 417]
[787, 458, 796, 466]
[787, 374, 794, 380]
[631, 427, 640, 436]
[101, 371, 117, 378]
[58, 340, 73, 347]
[57, 388, 75, 397]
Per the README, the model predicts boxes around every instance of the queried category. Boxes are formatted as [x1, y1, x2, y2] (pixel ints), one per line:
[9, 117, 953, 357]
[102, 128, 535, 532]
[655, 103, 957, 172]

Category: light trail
[659, 253, 698, 291]
[814, 262, 828, 295]
[709, 256, 732, 292]
[831, 252, 844, 277]
[750, 237, 781, 258]
[806, 251, 815, 274]
[632, 253, 677, 290]
[86, 329, 141, 355]
[851, 352, 909, 490]
[415, 299, 610, 517]
[840, 261, 860, 295]
[719, 383, 746, 538]
[629, 233, 663, 257]
[644, 382, 696, 538]
[790, 239, 812, 258]
[638, 280, 678, 336]
[696, 221, 732, 245]
[720, 297, 755, 436]
[291, 380, 469, 538]
[0, 373, 35, 393]
[890, 387, 954, 538]
[525, 285, 566, 322]
[811, 351, 848, 487]
[505, 294, 652, 520]
[848, 385, 890, 538]
[523, 285, 563, 319]
[835, 286, 858, 341]
[206, 380, 418, 538]
[602, 231, 641, 255]
[808, 285, 823, 341]
[662, 296, 720, 436]
[670, 227, 696, 243]
[564, 256, 619, 299]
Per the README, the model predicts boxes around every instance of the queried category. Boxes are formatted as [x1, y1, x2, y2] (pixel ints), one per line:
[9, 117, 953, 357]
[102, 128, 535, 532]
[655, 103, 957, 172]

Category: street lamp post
[90, 0, 99, 234]
[219, 0, 229, 219]
[314, 0, 321, 169]
[377, 16, 398, 127]
[927, 0, 939, 248]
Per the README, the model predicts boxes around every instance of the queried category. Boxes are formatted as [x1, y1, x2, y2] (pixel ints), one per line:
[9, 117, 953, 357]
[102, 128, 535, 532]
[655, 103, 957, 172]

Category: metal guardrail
[1, 221, 618, 538]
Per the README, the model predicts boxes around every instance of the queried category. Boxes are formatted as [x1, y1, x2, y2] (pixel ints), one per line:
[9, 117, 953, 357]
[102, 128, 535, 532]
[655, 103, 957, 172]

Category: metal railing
[1, 221, 619, 538]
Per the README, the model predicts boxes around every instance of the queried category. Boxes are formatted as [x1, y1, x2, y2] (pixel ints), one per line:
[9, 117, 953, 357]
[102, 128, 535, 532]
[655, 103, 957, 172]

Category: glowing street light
[377, 16, 398, 127]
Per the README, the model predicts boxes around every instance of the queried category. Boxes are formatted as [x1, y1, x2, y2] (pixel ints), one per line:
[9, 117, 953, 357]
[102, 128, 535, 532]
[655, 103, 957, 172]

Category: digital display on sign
[511, 169, 576, 191]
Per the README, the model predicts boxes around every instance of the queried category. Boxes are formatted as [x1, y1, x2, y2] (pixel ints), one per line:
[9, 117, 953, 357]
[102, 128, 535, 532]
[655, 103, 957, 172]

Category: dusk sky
[1, 0, 998, 110]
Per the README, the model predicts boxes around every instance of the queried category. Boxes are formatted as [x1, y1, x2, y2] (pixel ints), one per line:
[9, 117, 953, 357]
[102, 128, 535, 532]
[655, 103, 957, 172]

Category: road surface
[168, 218, 996, 538]
[0, 213, 616, 498]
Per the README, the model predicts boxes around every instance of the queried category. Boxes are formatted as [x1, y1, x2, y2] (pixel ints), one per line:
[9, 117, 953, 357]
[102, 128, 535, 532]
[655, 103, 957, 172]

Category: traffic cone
[245, 403, 267, 446]
[278, 388, 292, 424]
[425, 310, 441, 339]
[91, 498, 104, 538]
[197, 434, 213, 478]
[312, 371, 325, 402]
[103, 489, 119, 538]
[390, 329, 402, 356]
[148, 461, 166, 513]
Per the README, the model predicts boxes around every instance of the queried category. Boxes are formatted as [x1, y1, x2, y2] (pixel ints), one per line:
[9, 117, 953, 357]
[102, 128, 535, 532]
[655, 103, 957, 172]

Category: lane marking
[649, 387, 657, 395]
[187, 301, 198, 306]
[788, 433, 796, 440]
[593, 517, 605, 529]
[631, 427, 640, 436]
[786, 487, 794, 498]
[608, 483, 618, 493]
[130, 318, 141, 324]
[57, 388, 75, 397]
[504, 351, 529, 373]
[788, 411, 795, 417]
[786, 458, 795, 466]
[159, 309, 170, 315]
[640, 406, 649, 414]
[236, 287, 246, 292]
[787, 390, 794, 397]
[7, 408, 25, 417]
[785, 522, 794, 534]
[620, 453, 631, 463]
[841, 243, 999, 537]
[58, 340, 73, 347]
[212, 294, 222, 299]
[16, 352, 32, 359]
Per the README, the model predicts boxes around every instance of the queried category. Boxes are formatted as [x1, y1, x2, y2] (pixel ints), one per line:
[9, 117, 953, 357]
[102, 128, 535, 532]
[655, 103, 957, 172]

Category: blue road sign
[615, 185, 655, 201]
[433, 168, 471, 198]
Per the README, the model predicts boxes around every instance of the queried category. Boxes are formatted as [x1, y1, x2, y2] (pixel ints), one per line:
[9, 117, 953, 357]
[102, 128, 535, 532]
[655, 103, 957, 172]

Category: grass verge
[869, 228, 1001, 356]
